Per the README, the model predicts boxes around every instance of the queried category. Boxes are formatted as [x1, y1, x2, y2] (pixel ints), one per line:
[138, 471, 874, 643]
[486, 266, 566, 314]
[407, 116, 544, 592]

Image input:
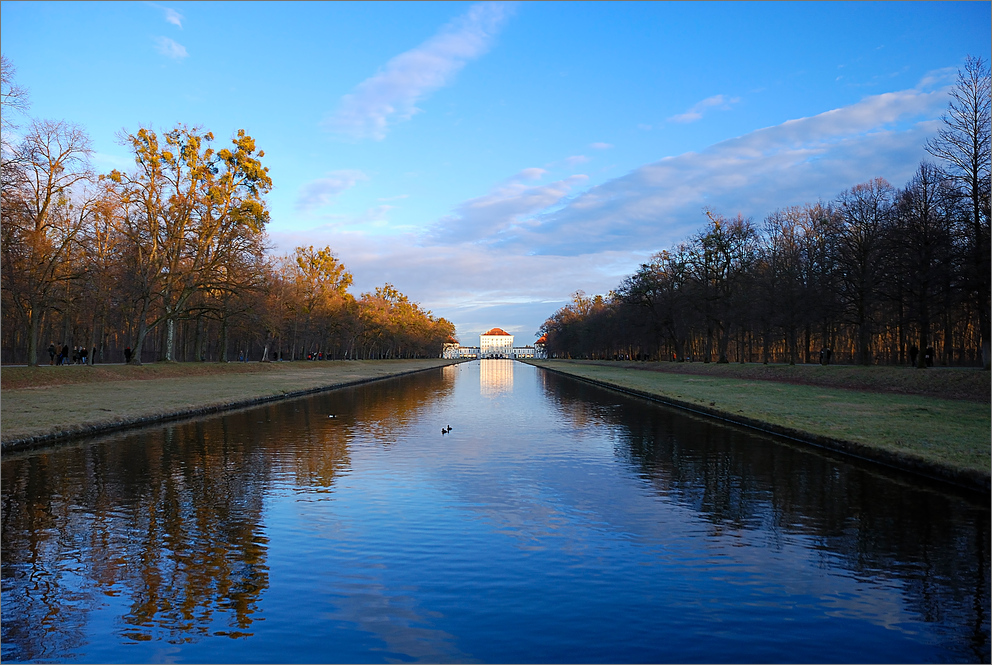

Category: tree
[0, 119, 93, 365]
[617, 245, 695, 361]
[1, 54, 31, 159]
[689, 211, 759, 363]
[834, 178, 896, 365]
[892, 162, 959, 368]
[925, 56, 991, 368]
[286, 245, 353, 359]
[108, 125, 271, 363]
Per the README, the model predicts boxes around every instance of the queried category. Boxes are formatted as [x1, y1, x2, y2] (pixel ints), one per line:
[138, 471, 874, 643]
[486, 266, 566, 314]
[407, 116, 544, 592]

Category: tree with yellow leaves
[106, 125, 271, 363]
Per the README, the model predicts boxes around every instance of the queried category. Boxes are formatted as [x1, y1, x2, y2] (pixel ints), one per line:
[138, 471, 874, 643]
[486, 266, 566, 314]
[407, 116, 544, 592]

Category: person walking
[48, 343, 56, 365]
[60, 344, 69, 366]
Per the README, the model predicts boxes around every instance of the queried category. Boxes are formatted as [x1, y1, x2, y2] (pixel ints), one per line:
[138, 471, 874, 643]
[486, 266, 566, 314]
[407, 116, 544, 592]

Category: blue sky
[3, 1, 989, 345]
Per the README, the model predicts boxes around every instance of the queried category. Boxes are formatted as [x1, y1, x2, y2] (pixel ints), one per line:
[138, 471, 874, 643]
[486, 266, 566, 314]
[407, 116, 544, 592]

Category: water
[2, 360, 988, 663]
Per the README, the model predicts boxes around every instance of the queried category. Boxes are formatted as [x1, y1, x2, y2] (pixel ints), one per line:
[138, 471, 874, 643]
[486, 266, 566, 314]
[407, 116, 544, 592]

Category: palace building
[442, 328, 541, 359]
[480, 327, 513, 358]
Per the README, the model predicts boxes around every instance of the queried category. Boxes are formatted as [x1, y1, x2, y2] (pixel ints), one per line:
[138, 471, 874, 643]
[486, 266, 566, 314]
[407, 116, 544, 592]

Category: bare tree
[1, 54, 31, 158]
[0, 119, 93, 365]
[835, 178, 896, 365]
[892, 162, 959, 368]
[926, 56, 991, 368]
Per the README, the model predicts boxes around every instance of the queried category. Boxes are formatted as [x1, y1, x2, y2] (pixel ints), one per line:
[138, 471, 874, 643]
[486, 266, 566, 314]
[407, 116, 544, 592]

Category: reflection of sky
[263, 362, 984, 663]
[2, 361, 987, 663]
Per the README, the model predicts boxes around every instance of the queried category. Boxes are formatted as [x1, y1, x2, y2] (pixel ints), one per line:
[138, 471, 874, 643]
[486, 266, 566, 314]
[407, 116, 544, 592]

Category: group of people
[48, 342, 94, 366]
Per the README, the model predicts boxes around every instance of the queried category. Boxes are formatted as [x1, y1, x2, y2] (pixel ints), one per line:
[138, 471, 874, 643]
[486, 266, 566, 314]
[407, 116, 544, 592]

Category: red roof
[482, 327, 512, 336]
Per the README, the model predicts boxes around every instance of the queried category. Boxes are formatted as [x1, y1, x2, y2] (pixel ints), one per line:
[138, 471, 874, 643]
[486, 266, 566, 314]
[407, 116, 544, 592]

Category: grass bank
[1, 359, 461, 450]
[523, 359, 990, 493]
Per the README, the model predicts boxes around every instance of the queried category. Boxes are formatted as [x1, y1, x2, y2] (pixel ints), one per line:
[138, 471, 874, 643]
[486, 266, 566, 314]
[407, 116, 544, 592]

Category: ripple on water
[1, 361, 988, 663]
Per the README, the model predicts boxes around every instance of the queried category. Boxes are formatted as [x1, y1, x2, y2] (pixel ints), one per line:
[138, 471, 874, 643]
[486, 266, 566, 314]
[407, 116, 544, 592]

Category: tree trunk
[132, 322, 149, 365]
[129, 300, 150, 365]
[717, 325, 730, 363]
[219, 316, 229, 363]
[165, 316, 176, 361]
[27, 305, 41, 367]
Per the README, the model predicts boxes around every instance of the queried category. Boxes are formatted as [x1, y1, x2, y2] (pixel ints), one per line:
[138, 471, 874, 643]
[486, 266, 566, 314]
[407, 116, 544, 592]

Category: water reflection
[1, 363, 988, 663]
[539, 370, 991, 662]
[1, 371, 454, 662]
[480, 358, 513, 397]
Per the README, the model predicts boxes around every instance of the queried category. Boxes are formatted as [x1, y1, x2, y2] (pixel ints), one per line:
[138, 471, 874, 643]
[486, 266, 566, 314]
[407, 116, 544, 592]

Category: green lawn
[524, 360, 990, 477]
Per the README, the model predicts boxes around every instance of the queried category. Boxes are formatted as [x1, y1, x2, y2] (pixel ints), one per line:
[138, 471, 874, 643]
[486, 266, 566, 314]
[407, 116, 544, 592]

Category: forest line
[0, 56, 455, 366]
[539, 57, 991, 369]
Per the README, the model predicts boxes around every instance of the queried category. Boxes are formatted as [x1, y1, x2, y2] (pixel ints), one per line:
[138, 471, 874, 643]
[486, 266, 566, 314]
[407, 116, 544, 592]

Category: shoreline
[522, 359, 990, 495]
[1, 359, 463, 453]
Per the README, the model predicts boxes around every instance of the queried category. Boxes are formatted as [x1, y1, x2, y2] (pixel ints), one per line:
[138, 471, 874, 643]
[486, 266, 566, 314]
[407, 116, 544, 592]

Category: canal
[1, 360, 988, 663]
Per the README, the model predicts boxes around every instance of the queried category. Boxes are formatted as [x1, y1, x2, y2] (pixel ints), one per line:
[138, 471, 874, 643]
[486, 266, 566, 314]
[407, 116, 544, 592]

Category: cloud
[266, 227, 634, 342]
[517, 83, 949, 256]
[564, 155, 590, 166]
[419, 75, 950, 258]
[147, 2, 183, 28]
[590, 142, 613, 150]
[427, 173, 588, 244]
[667, 94, 740, 124]
[269, 72, 956, 348]
[295, 170, 369, 212]
[153, 36, 188, 59]
[325, 2, 515, 140]
[512, 167, 546, 181]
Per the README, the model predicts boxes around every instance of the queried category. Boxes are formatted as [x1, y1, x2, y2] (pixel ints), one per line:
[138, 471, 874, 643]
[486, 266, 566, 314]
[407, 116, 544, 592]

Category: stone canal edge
[526, 361, 990, 496]
[1, 360, 468, 455]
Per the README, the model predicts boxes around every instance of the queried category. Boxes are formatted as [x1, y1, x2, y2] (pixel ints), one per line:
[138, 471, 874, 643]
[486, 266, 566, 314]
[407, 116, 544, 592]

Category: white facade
[480, 328, 514, 358]
[443, 329, 542, 359]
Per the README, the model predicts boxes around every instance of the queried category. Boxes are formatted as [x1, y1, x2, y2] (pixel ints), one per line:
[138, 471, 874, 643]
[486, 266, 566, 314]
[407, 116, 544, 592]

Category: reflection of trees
[0, 367, 456, 660]
[2, 412, 272, 656]
[541, 371, 990, 662]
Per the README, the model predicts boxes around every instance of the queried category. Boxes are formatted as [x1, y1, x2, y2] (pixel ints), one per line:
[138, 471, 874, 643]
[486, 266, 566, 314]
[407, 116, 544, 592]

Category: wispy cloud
[295, 170, 369, 212]
[513, 167, 547, 181]
[424, 75, 950, 257]
[266, 226, 630, 341]
[273, 74, 955, 346]
[428, 172, 587, 244]
[147, 2, 184, 28]
[325, 2, 515, 140]
[589, 142, 613, 150]
[153, 36, 188, 59]
[523, 83, 949, 255]
[667, 94, 740, 124]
